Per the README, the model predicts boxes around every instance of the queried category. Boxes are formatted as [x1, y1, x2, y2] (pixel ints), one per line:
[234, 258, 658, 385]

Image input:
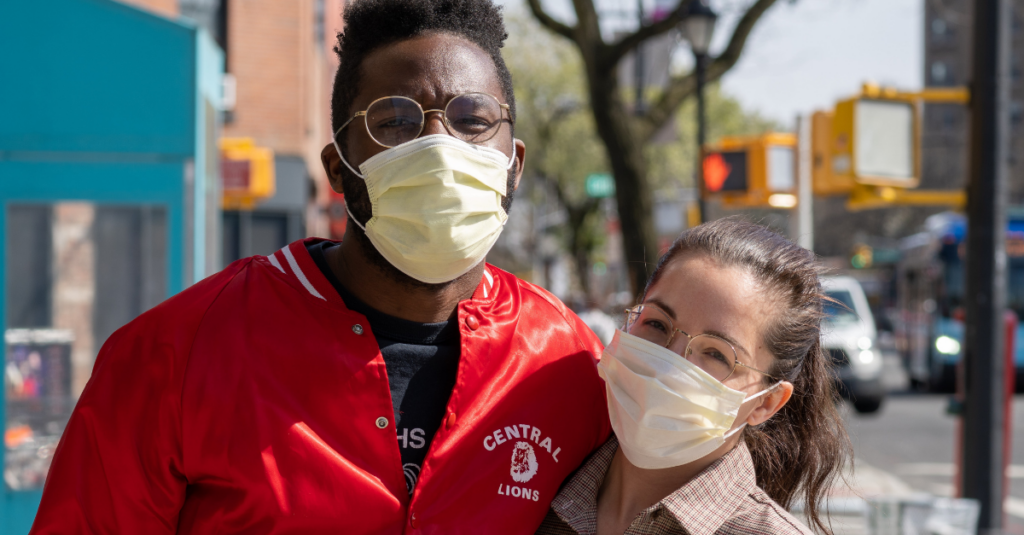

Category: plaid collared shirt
[536, 437, 813, 535]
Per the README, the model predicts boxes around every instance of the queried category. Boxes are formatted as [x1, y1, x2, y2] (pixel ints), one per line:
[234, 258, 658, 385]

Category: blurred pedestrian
[30, 1, 611, 533]
[577, 301, 619, 346]
[537, 218, 851, 535]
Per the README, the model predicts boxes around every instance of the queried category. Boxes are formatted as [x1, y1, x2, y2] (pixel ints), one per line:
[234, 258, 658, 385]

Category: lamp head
[682, 0, 718, 56]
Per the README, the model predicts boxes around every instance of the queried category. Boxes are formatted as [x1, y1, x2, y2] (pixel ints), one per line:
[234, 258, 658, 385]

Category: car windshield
[824, 289, 859, 324]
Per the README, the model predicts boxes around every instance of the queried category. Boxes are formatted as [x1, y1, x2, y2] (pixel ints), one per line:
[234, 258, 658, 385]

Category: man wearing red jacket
[30, 0, 611, 533]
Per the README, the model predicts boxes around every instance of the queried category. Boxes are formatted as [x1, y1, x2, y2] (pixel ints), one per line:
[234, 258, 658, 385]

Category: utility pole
[695, 52, 707, 223]
[961, 0, 1011, 531]
[793, 115, 813, 251]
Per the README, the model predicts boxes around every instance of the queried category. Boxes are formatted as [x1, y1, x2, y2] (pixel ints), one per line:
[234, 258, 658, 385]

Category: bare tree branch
[570, 0, 604, 47]
[526, 0, 576, 42]
[603, 0, 693, 71]
[640, 0, 780, 139]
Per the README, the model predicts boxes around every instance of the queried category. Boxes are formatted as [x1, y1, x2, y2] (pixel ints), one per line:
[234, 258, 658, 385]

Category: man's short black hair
[331, 0, 516, 134]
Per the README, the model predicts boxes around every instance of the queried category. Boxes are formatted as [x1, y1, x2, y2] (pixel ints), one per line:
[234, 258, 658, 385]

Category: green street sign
[585, 173, 615, 198]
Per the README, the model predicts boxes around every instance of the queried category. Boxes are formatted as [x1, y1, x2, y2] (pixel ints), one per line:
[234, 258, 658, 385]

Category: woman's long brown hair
[645, 218, 851, 535]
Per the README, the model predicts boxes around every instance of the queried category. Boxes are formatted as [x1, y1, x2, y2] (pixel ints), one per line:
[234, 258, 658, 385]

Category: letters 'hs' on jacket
[30, 238, 612, 535]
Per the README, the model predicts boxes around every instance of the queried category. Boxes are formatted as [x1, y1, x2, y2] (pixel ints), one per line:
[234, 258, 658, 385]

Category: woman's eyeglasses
[624, 304, 778, 382]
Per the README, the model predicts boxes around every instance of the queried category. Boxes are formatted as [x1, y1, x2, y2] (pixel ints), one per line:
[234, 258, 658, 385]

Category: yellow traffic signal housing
[846, 183, 966, 211]
[220, 137, 275, 210]
[831, 84, 921, 188]
[811, 111, 855, 196]
[702, 132, 797, 208]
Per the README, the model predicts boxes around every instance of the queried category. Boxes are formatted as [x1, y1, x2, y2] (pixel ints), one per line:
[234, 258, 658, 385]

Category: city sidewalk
[794, 458, 917, 535]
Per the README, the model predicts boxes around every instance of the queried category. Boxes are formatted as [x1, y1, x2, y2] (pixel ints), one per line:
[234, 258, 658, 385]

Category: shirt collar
[549, 436, 759, 535]
[549, 436, 618, 533]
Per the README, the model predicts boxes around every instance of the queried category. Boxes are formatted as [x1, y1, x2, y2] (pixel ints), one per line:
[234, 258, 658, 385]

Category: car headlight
[935, 335, 961, 355]
[857, 336, 873, 350]
[858, 350, 875, 364]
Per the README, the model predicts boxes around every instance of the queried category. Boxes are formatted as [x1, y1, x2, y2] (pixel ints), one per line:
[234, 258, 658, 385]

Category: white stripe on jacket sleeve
[281, 246, 326, 301]
[268, 253, 286, 273]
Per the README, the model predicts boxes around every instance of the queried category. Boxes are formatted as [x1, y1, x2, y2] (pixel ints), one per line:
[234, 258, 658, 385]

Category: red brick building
[119, 0, 345, 263]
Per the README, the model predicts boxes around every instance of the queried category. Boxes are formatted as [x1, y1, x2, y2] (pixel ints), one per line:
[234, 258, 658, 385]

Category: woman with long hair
[538, 218, 850, 535]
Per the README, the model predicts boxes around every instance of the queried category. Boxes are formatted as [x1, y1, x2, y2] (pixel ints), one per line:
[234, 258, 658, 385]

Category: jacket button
[466, 316, 480, 330]
[375, 416, 388, 429]
[352, 324, 364, 335]
[445, 412, 456, 429]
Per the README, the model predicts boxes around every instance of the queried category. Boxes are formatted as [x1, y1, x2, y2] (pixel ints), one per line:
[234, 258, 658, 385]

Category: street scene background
[3, 0, 1023, 533]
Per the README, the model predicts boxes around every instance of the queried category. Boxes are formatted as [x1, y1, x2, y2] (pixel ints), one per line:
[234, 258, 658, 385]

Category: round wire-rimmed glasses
[334, 92, 512, 148]
[624, 304, 778, 382]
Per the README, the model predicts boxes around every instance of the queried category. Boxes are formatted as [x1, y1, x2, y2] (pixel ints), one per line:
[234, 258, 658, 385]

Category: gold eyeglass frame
[624, 304, 779, 381]
[334, 92, 513, 148]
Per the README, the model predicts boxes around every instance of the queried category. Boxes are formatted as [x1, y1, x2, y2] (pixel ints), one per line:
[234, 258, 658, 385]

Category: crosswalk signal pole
[961, 0, 1011, 531]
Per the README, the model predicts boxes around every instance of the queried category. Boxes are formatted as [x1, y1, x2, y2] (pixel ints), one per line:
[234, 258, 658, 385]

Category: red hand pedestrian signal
[703, 153, 732, 192]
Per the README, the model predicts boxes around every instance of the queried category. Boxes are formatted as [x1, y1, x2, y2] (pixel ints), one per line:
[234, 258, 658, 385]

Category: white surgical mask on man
[598, 330, 780, 470]
[333, 133, 515, 284]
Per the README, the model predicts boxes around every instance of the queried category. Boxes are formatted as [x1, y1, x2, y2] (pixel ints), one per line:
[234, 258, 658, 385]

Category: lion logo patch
[510, 441, 539, 483]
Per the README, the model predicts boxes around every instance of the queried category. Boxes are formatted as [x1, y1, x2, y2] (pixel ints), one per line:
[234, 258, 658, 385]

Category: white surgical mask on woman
[598, 329, 780, 470]
[333, 133, 515, 284]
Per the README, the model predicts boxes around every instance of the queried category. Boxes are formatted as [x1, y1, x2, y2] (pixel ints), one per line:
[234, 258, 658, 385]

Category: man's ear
[321, 144, 344, 194]
[745, 381, 794, 426]
[512, 138, 526, 193]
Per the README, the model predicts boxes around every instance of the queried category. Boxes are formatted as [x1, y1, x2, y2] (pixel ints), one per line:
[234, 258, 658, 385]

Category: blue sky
[506, 0, 923, 124]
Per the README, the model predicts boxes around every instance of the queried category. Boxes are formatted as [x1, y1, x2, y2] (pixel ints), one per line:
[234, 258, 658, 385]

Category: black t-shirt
[307, 242, 460, 495]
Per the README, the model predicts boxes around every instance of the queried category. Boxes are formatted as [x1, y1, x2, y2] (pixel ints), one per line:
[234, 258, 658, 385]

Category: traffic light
[831, 84, 920, 188]
[811, 110, 855, 196]
[812, 84, 969, 211]
[220, 138, 275, 209]
[702, 133, 797, 208]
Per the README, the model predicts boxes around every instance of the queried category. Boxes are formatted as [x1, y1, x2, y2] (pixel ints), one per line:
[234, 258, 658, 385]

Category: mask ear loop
[332, 127, 366, 180]
[332, 128, 370, 231]
[723, 381, 785, 439]
[344, 201, 367, 232]
[506, 140, 517, 170]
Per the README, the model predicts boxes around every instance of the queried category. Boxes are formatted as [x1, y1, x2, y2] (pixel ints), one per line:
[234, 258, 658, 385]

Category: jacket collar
[550, 436, 758, 535]
[259, 238, 499, 312]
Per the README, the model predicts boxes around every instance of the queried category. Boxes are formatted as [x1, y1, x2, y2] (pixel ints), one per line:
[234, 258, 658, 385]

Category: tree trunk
[565, 202, 597, 305]
[573, 245, 592, 304]
[586, 67, 659, 297]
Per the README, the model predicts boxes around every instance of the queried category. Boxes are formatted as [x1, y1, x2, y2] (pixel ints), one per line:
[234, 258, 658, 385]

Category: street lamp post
[635, 0, 646, 115]
[682, 0, 717, 224]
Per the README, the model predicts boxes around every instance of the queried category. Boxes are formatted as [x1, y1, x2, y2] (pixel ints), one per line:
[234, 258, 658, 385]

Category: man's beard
[339, 146, 516, 291]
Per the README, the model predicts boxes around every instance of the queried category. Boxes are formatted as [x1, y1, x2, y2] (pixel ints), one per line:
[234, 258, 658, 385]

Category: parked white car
[821, 276, 885, 413]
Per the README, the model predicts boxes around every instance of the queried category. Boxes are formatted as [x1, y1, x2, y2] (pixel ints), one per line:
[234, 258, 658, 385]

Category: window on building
[931, 61, 950, 85]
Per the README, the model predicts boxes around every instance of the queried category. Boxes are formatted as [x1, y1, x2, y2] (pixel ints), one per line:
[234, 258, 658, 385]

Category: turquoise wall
[0, 0, 222, 530]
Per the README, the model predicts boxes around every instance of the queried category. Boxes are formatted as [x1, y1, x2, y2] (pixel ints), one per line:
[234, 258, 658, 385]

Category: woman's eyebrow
[644, 298, 753, 359]
[646, 298, 677, 319]
[704, 329, 752, 359]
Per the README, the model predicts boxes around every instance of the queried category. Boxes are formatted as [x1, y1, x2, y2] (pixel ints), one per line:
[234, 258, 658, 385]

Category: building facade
[120, 0, 345, 265]
[922, 0, 1024, 201]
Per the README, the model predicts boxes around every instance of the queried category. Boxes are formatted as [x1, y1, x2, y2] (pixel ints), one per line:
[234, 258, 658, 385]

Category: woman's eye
[642, 320, 669, 333]
[705, 349, 730, 363]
